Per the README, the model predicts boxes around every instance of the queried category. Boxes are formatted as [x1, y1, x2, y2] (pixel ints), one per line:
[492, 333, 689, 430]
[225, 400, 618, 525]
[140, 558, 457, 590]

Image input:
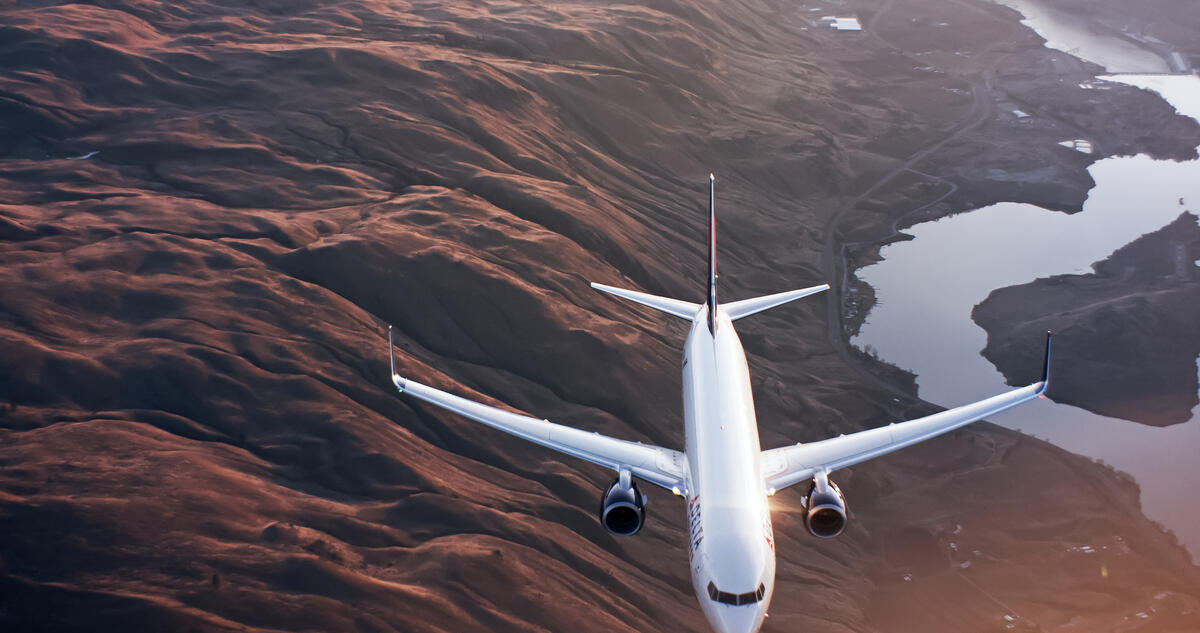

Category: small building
[832, 17, 862, 31]
[820, 16, 862, 31]
[1170, 51, 1189, 73]
[1058, 139, 1094, 154]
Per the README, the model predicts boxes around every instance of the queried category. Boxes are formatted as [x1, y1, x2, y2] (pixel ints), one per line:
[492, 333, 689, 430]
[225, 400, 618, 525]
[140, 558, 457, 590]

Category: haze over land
[2, 1, 1200, 632]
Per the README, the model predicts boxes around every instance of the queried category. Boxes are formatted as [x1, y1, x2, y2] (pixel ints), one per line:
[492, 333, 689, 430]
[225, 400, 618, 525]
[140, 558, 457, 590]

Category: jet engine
[804, 472, 848, 538]
[599, 471, 646, 535]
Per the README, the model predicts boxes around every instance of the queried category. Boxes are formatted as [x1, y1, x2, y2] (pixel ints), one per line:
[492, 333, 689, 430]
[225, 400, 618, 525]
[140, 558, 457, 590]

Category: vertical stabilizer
[592, 172, 826, 327]
[707, 173, 717, 333]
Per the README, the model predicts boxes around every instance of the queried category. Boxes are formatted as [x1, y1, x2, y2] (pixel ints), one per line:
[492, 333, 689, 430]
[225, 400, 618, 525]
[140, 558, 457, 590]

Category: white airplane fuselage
[683, 304, 773, 633]
[385, 175, 1054, 633]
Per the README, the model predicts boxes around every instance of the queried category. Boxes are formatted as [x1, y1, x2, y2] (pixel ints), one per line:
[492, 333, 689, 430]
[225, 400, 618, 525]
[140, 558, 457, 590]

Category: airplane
[385, 174, 1052, 633]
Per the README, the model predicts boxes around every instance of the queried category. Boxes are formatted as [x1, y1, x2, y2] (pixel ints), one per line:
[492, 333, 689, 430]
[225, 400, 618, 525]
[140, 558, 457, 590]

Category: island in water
[975, 211, 1200, 427]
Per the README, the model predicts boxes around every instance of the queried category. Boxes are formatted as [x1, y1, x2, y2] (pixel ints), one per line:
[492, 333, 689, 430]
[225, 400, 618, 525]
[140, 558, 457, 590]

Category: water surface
[853, 72, 1200, 560]
[995, 0, 1170, 73]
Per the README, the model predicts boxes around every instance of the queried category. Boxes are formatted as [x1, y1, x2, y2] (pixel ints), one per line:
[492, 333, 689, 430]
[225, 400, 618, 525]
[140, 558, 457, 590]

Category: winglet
[1037, 330, 1052, 396]
[388, 325, 406, 393]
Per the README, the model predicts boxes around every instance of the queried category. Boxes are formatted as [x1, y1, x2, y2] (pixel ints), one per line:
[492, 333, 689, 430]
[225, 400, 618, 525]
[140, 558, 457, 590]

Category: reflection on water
[852, 75, 1200, 563]
[995, 0, 1170, 73]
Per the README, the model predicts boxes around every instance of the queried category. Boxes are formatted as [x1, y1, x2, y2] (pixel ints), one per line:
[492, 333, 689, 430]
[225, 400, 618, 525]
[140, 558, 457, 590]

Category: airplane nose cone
[709, 606, 763, 633]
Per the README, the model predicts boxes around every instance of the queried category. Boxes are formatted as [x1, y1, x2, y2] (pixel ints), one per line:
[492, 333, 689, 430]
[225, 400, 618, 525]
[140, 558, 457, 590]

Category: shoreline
[4, 0, 1200, 630]
[823, 2, 1200, 405]
[974, 211, 1200, 427]
[828, 0, 1200, 571]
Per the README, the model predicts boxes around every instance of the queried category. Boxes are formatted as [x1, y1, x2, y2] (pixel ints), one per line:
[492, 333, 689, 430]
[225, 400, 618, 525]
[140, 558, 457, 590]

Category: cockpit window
[707, 581, 766, 606]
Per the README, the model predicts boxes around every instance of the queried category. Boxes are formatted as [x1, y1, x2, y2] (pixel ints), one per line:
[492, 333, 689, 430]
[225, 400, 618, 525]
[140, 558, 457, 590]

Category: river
[852, 2, 1200, 563]
[995, 0, 1171, 73]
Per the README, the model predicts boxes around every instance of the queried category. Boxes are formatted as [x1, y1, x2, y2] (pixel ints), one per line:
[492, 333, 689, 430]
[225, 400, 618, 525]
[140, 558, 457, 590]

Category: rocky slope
[2, 1, 1199, 632]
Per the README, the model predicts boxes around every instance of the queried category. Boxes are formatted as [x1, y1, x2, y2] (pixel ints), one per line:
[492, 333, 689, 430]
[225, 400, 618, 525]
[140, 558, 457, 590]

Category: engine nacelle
[804, 473, 848, 538]
[599, 474, 646, 536]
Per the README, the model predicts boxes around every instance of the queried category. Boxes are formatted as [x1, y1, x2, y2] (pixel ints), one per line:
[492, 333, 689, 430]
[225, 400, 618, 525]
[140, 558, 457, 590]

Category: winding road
[818, 4, 1008, 404]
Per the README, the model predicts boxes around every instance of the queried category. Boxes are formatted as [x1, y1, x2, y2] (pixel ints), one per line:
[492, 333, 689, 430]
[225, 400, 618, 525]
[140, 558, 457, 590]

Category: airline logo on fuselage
[762, 512, 774, 552]
[688, 495, 704, 553]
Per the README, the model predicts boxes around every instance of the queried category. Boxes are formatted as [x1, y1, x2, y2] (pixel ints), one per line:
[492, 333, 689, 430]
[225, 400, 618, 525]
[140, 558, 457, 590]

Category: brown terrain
[975, 211, 1200, 427]
[2, 1, 1200, 632]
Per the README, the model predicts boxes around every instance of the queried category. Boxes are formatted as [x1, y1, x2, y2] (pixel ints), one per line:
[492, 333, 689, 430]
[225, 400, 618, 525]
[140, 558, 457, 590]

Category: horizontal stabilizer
[724, 284, 830, 321]
[590, 282, 700, 321]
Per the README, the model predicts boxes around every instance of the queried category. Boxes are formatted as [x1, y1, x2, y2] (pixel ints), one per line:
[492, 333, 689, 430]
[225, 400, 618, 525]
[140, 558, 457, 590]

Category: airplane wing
[387, 327, 688, 492]
[762, 333, 1052, 493]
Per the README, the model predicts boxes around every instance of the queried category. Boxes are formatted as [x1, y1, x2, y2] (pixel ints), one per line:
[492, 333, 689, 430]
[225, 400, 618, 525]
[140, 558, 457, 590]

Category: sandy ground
[2, 0, 1200, 631]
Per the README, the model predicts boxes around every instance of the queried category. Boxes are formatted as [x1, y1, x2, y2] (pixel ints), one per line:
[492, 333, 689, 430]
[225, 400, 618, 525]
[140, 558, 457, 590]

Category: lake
[852, 2, 1200, 562]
